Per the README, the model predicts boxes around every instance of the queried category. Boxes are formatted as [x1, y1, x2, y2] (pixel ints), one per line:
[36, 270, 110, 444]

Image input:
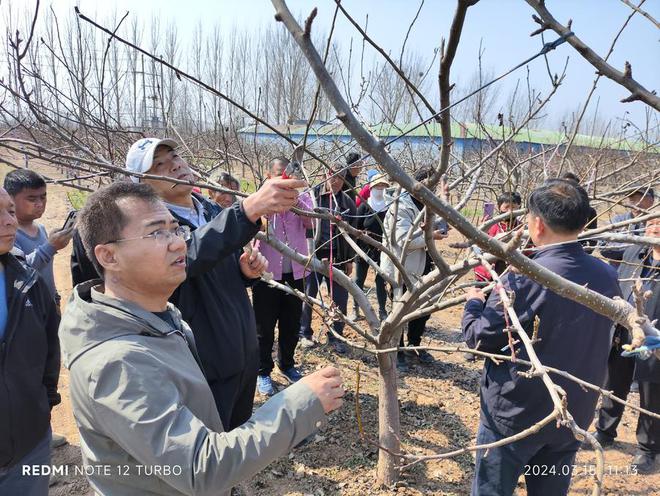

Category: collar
[90, 285, 181, 336]
[164, 195, 207, 227]
[164, 194, 203, 214]
[0, 251, 36, 286]
[531, 241, 585, 259]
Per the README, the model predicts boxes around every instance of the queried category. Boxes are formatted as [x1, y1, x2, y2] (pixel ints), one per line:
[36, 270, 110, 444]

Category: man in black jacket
[462, 179, 621, 496]
[0, 187, 61, 494]
[300, 166, 357, 354]
[70, 138, 304, 430]
[591, 218, 660, 474]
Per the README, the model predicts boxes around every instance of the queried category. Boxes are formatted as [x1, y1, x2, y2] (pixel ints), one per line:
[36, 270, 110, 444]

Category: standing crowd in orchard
[0, 137, 657, 496]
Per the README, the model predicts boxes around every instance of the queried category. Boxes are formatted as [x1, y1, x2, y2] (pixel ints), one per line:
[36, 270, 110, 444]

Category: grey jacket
[380, 191, 427, 283]
[59, 281, 326, 496]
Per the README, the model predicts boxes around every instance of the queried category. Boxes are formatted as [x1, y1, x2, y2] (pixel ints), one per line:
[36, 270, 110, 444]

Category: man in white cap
[71, 137, 306, 431]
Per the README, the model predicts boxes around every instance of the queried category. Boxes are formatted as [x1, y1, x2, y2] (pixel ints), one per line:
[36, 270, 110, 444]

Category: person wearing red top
[474, 192, 522, 282]
[355, 169, 379, 207]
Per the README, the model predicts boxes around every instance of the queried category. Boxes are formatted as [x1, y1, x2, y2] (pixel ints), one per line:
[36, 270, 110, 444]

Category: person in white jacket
[380, 166, 447, 371]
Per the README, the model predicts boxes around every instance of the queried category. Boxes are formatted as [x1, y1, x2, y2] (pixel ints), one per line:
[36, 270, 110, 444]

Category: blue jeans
[0, 428, 52, 496]
[472, 421, 578, 496]
[300, 271, 348, 339]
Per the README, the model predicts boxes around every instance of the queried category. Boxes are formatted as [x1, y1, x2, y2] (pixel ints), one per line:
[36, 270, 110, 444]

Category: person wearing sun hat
[352, 173, 390, 322]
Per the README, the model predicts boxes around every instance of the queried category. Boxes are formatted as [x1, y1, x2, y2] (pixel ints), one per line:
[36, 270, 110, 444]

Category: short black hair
[527, 179, 591, 234]
[77, 182, 161, 277]
[217, 172, 240, 189]
[3, 169, 47, 195]
[497, 191, 522, 207]
[346, 152, 361, 166]
[560, 172, 580, 183]
[414, 166, 435, 182]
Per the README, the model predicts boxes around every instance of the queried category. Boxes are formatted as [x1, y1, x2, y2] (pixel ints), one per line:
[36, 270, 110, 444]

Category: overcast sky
[4, 0, 659, 132]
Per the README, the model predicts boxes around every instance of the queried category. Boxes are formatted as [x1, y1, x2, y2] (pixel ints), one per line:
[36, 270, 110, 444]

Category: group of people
[0, 136, 657, 496]
[1, 138, 344, 496]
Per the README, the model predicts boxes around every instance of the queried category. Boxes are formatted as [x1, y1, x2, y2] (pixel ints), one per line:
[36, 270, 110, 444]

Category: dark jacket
[613, 244, 659, 383]
[355, 201, 385, 261]
[71, 228, 100, 286]
[68, 194, 260, 426]
[341, 172, 358, 200]
[581, 205, 598, 248]
[313, 185, 357, 266]
[0, 251, 61, 469]
[168, 196, 259, 381]
[462, 243, 621, 437]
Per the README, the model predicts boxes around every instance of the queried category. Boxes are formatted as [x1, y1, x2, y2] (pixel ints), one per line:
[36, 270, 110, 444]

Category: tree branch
[525, 0, 660, 110]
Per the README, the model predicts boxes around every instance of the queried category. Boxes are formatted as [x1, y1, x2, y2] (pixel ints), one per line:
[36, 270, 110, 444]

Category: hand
[48, 227, 74, 251]
[343, 262, 353, 277]
[239, 249, 268, 279]
[301, 366, 344, 414]
[242, 177, 307, 223]
[466, 287, 486, 302]
[432, 230, 448, 240]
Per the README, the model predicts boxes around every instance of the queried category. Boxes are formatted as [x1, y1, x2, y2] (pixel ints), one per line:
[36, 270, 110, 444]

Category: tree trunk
[376, 345, 401, 487]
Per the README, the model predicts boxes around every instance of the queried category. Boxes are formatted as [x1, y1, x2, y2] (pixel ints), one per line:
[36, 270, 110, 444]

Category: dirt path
[1, 155, 655, 495]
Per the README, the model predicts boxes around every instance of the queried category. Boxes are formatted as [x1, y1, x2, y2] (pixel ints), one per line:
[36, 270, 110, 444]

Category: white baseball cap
[125, 138, 179, 182]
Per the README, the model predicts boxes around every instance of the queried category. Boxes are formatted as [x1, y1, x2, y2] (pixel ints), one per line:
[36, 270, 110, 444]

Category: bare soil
[1, 156, 655, 495]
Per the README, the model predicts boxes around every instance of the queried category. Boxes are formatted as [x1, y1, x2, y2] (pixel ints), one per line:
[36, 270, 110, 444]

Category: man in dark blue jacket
[462, 179, 621, 496]
[0, 188, 61, 495]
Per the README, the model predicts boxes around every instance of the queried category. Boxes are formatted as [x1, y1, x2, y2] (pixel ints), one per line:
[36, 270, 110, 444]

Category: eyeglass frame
[105, 225, 191, 246]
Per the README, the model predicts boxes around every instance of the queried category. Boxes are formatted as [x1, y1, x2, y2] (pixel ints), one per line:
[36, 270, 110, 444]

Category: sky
[4, 0, 660, 133]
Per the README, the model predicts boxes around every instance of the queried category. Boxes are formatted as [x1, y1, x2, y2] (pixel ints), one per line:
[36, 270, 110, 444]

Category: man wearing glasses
[60, 182, 344, 495]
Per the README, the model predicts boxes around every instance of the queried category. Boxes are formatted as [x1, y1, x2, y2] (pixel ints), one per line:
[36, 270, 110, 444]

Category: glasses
[107, 225, 191, 246]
